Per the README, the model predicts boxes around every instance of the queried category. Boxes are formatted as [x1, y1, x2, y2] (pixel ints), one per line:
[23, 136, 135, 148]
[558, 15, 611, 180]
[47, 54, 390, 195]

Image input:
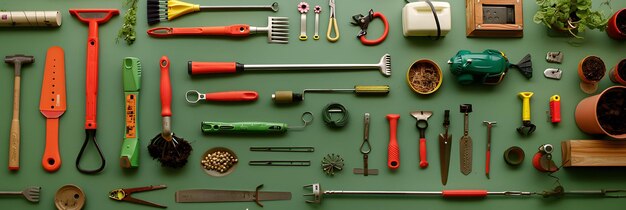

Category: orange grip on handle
[442, 190, 488, 198]
[549, 97, 561, 123]
[188, 62, 242, 75]
[43, 118, 61, 172]
[85, 21, 99, 129]
[359, 12, 389, 45]
[204, 91, 259, 102]
[160, 56, 172, 117]
[387, 114, 400, 169]
[172, 25, 251, 36]
[419, 138, 428, 168]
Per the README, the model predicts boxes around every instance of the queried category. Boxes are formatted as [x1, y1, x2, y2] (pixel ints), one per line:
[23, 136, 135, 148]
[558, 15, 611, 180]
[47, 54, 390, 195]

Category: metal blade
[460, 135, 472, 175]
[175, 189, 291, 203]
[439, 133, 451, 185]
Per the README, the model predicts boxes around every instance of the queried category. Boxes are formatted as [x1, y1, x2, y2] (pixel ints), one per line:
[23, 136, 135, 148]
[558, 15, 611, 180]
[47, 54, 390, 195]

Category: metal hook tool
[353, 113, 379, 176]
[76, 129, 106, 174]
[326, 0, 339, 42]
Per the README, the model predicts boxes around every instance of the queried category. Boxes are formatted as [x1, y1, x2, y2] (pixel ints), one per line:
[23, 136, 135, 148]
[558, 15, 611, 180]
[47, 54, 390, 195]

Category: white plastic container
[402, 1, 451, 37]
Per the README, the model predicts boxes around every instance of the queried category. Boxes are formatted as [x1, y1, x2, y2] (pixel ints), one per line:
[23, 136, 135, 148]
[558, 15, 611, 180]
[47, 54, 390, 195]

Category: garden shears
[109, 185, 167, 208]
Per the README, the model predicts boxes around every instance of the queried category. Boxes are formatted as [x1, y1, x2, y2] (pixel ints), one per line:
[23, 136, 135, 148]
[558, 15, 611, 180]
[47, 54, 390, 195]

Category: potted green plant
[533, 0, 611, 38]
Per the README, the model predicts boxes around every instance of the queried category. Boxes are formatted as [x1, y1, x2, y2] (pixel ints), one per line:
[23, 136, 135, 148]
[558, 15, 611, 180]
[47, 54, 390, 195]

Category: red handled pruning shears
[109, 185, 167, 208]
[351, 9, 389, 45]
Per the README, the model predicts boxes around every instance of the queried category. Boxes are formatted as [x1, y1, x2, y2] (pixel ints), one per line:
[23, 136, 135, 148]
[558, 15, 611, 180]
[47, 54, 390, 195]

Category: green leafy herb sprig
[533, 0, 612, 38]
[117, 0, 138, 45]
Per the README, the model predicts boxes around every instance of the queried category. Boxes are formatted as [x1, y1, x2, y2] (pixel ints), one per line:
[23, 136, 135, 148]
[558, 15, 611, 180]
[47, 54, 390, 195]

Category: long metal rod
[244, 64, 379, 71]
[322, 191, 533, 196]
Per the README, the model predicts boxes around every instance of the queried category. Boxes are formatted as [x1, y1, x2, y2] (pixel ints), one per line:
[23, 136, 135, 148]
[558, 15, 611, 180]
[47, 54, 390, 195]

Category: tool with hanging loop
[410, 110, 432, 168]
[313, 5, 321, 40]
[459, 104, 473, 175]
[439, 110, 451, 185]
[176, 185, 291, 207]
[185, 90, 258, 103]
[517, 92, 536, 136]
[351, 9, 389, 45]
[201, 112, 313, 134]
[303, 183, 626, 204]
[272, 85, 389, 104]
[188, 54, 391, 77]
[147, 0, 279, 25]
[354, 113, 379, 176]
[70, 9, 119, 174]
[109, 185, 167, 208]
[40, 46, 66, 172]
[147, 16, 289, 44]
[483, 121, 496, 179]
[326, 0, 339, 41]
[121, 57, 142, 169]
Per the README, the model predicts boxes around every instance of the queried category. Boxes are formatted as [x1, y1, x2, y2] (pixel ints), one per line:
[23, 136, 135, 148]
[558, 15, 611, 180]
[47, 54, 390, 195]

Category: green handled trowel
[121, 57, 142, 168]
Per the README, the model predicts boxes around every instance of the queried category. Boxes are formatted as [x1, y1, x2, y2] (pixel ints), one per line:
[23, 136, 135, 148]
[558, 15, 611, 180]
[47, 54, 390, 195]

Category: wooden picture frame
[466, 0, 523, 37]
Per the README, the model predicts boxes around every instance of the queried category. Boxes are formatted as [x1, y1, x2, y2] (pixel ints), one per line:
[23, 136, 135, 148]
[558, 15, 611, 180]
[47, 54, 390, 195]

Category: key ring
[185, 90, 204, 103]
[351, 9, 389, 45]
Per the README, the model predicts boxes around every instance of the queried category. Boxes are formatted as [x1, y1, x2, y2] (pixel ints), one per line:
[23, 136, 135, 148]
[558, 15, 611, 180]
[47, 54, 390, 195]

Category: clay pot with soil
[578, 56, 606, 94]
[406, 59, 442, 94]
[609, 59, 626, 85]
[607, 8, 626, 40]
[575, 86, 626, 140]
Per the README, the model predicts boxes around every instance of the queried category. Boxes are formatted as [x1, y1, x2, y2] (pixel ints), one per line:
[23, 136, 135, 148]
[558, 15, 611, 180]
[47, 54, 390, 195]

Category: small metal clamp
[544, 68, 562, 80]
[351, 9, 389, 45]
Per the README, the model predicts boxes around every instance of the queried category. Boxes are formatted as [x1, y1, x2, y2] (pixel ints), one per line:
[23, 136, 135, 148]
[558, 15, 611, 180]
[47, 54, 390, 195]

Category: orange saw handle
[160, 56, 172, 117]
[42, 118, 61, 171]
[147, 25, 251, 38]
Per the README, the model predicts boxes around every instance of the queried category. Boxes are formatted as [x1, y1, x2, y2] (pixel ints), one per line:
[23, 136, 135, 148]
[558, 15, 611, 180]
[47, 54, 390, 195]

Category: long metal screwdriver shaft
[321, 190, 534, 196]
[244, 63, 380, 70]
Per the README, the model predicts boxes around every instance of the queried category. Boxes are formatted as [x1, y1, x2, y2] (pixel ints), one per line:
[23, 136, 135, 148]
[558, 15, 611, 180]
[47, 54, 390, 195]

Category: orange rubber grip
[485, 150, 490, 176]
[549, 95, 561, 123]
[188, 61, 243, 75]
[419, 138, 428, 168]
[42, 118, 61, 172]
[172, 25, 251, 36]
[442, 190, 488, 198]
[359, 12, 389, 46]
[386, 114, 400, 169]
[160, 56, 172, 117]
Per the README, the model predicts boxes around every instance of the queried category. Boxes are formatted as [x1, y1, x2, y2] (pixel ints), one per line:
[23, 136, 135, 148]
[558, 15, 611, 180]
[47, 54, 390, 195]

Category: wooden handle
[9, 76, 21, 170]
[43, 118, 61, 172]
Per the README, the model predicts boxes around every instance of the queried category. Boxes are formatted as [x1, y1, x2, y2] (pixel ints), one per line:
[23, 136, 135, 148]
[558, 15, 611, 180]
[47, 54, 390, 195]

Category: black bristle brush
[147, 0, 168, 25]
[147, 56, 192, 168]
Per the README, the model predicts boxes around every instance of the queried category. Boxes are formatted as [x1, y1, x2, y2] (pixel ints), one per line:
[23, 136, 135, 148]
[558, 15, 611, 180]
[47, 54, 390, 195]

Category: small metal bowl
[406, 59, 442, 94]
[201, 147, 238, 177]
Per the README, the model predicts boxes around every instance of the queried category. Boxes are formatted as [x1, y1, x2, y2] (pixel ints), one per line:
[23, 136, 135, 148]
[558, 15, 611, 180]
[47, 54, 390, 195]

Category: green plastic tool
[201, 112, 313, 134]
[121, 57, 142, 168]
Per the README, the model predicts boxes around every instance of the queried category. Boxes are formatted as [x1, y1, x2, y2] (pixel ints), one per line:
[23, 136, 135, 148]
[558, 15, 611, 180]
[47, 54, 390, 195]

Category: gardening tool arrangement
[4, 1, 626, 209]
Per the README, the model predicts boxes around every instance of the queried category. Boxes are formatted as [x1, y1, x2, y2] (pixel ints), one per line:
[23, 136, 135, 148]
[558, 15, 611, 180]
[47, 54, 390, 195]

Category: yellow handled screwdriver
[272, 85, 389, 104]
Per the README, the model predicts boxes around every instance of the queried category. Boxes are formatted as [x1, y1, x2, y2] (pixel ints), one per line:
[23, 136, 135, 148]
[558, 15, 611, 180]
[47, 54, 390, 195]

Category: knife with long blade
[439, 110, 451, 185]
[40, 46, 66, 172]
[175, 185, 291, 206]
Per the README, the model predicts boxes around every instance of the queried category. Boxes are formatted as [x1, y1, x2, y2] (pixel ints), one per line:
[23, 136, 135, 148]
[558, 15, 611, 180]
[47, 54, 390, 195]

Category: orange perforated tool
[39, 46, 66, 172]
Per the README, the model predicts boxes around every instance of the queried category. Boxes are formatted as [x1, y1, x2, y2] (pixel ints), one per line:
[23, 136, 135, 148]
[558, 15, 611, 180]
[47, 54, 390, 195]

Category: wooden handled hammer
[5, 54, 34, 171]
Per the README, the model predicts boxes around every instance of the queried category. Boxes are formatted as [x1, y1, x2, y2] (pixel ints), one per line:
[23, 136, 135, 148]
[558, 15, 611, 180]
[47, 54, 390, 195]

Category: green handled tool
[201, 112, 312, 134]
[121, 57, 142, 168]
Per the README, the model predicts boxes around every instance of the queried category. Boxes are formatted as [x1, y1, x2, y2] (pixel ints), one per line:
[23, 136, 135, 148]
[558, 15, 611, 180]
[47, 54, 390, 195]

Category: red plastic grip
[419, 138, 428, 168]
[160, 56, 172, 117]
[485, 150, 491, 176]
[386, 114, 400, 169]
[359, 12, 389, 45]
[84, 21, 99, 129]
[43, 118, 61, 172]
[189, 62, 239, 75]
[175, 25, 251, 36]
[532, 152, 546, 172]
[442, 190, 488, 198]
[204, 91, 259, 102]
[549, 97, 561, 123]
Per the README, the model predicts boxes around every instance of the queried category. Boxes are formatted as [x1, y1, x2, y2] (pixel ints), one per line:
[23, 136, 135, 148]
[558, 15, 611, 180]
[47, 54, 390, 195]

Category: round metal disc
[55, 185, 85, 210]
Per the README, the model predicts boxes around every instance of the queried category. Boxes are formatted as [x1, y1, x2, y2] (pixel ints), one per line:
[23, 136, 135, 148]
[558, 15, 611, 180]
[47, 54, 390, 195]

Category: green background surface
[1, 0, 626, 209]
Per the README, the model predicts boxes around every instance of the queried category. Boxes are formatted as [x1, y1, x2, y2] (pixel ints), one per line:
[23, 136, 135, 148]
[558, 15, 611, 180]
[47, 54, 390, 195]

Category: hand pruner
[109, 185, 167, 208]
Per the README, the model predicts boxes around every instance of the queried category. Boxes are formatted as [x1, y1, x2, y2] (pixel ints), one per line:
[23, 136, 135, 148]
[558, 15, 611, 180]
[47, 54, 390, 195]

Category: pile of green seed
[117, 0, 138, 45]
[202, 150, 238, 173]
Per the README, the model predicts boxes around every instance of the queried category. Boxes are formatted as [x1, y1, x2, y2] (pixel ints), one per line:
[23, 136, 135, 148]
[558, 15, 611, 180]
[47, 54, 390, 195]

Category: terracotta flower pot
[609, 59, 626, 85]
[578, 55, 606, 94]
[607, 8, 626, 40]
[575, 86, 626, 140]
